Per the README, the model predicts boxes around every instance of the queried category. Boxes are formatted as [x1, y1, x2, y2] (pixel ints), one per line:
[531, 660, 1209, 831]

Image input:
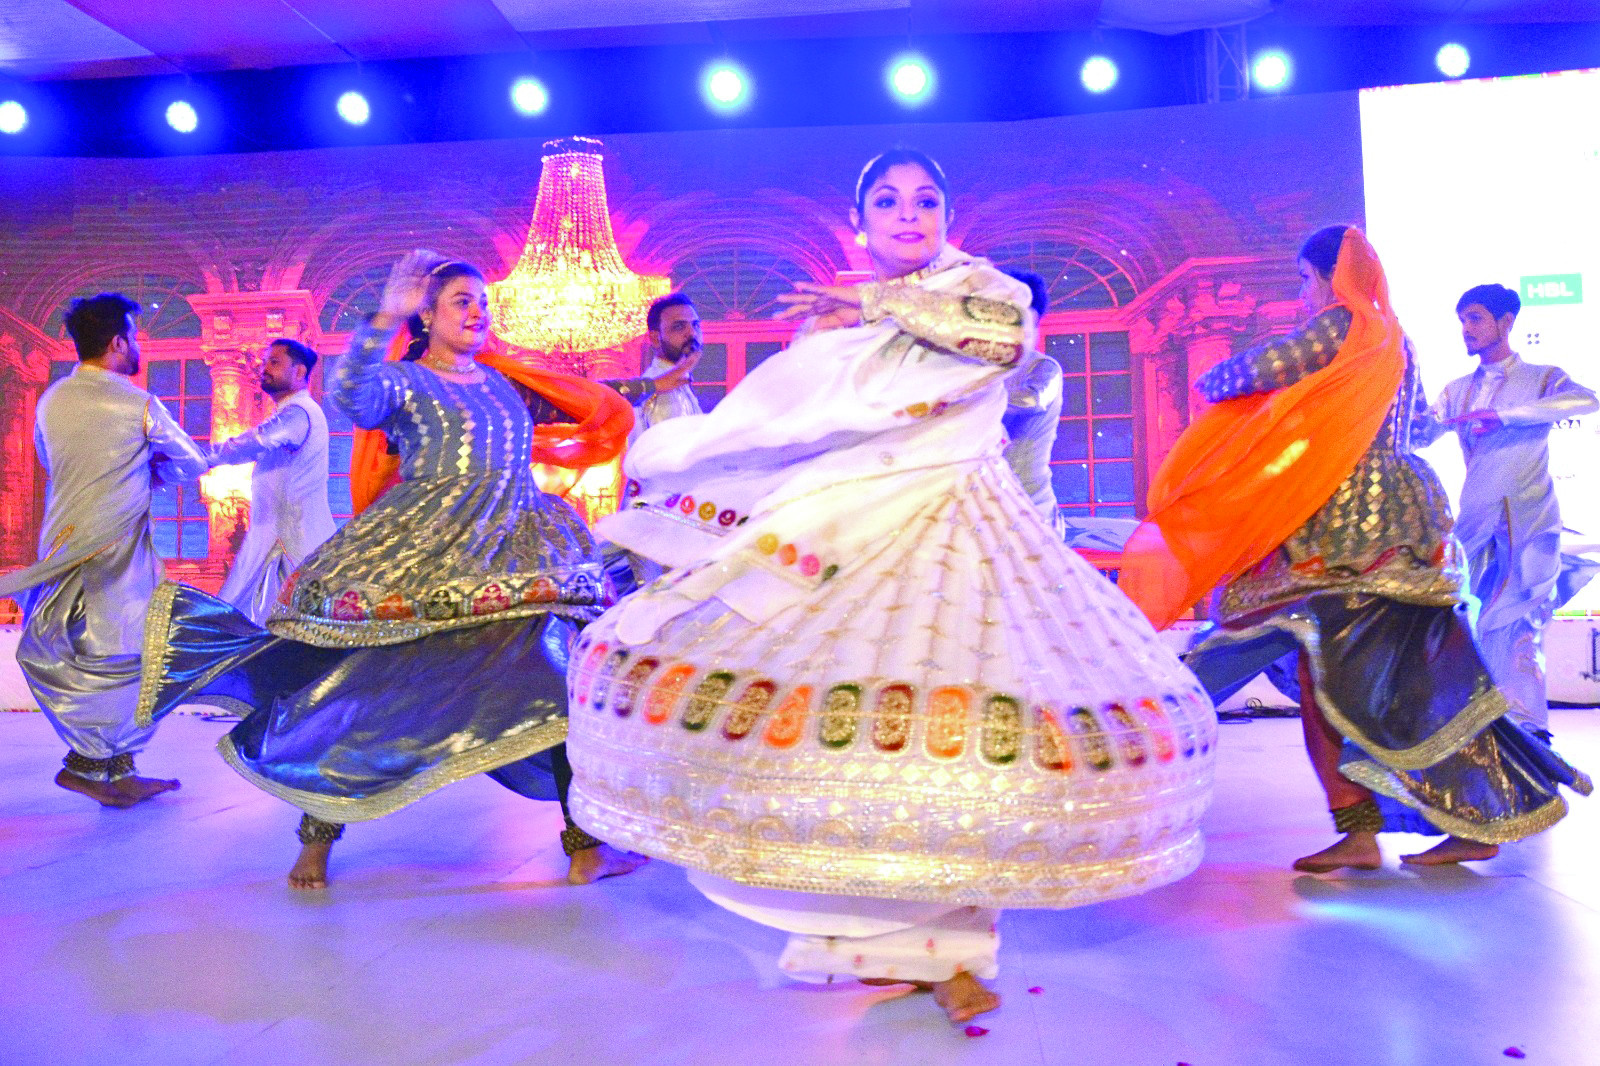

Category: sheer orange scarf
[347, 330, 634, 514]
[1120, 228, 1404, 631]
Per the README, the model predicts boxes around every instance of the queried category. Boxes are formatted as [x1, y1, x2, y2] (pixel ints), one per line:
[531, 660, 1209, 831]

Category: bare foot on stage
[1401, 836, 1499, 866]
[861, 974, 1001, 1024]
[110, 775, 181, 804]
[288, 842, 333, 890]
[932, 972, 1001, 1024]
[55, 769, 138, 808]
[567, 843, 649, 885]
[1292, 832, 1382, 873]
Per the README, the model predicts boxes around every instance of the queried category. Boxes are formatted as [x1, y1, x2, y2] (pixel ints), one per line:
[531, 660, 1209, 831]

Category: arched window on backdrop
[974, 239, 1142, 521]
[671, 248, 811, 411]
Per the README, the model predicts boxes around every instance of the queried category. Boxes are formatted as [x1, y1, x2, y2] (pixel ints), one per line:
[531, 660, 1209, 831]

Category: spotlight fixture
[0, 100, 26, 135]
[165, 99, 198, 134]
[702, 62, 751, 114]
[1081, 55, 1119, 94]
[511, 77, 549, 116]
[887, 54, 935, 106]
[1436, 43, 1471, 79]
[1252, 50, 1292, 92]
[336, 90, 371, 126]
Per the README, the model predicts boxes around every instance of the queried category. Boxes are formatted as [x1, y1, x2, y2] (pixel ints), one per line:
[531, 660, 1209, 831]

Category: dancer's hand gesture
[774, 282, 863, 327]
[374, 249, 447, 329]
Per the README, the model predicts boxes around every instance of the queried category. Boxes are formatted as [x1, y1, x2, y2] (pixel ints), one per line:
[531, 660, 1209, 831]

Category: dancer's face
[260, 344, 306, 398]
[651, 303, 702, 363]
[851, 163, 951, 280]
[1297, 258, 1336, 319]
[1457, 304, 1512, 358]
[422, 275, 491, 357]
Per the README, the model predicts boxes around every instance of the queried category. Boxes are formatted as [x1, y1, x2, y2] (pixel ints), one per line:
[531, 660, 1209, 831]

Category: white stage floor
[1, 709, 1596, 1066]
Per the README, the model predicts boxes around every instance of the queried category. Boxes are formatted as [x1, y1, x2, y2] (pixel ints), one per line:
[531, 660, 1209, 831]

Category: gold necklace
[422, 353, 479, 376]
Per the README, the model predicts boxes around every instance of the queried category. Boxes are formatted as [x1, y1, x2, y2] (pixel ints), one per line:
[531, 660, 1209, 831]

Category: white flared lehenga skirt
[567, 458, 1217, 912]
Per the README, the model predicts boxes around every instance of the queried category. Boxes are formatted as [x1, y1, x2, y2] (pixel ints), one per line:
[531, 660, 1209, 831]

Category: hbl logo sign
[1521, 274, 1583, 305]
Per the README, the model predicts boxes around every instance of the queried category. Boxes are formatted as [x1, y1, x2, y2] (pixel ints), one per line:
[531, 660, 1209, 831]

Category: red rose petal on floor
[1027, 986, 1043, 994]
[963, 1025, 989, 1037]
[1503, 1049, 1526, 1059]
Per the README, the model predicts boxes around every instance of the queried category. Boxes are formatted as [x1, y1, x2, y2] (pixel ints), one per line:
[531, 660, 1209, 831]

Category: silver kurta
[0, 364, 207, 765]
[1001, 352, 1065, 533]
[212, 388, 337, 625]
[1417, 354, 1599, 728]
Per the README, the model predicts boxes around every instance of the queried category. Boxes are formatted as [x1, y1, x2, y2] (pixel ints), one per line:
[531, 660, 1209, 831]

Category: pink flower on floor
[1504, 1049, 1527, 1060]
[1027, 986, 1043, 995]
[963, 1026, 989, 1038]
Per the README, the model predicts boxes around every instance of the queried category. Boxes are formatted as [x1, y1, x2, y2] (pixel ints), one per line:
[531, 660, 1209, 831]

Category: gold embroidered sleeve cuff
[861, 283, 1025, 367]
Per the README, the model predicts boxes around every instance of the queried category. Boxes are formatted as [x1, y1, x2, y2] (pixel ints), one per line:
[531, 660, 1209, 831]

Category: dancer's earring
[854, 231, 868, 248]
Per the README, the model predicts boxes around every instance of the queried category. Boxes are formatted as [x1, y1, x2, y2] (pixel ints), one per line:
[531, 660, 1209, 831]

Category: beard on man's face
[661, 336, 700, 363]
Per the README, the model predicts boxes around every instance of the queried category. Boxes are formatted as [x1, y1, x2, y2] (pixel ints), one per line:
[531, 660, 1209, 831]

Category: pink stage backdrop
[0, 91, 1363, 602]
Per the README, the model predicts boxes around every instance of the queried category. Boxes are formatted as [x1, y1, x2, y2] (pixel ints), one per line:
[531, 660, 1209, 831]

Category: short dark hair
[270, 338, 318, 375]
[647, 292, 696, 335]
[855, 147, 951, 215]
[1003, 270, 1050, 318]
[64, 293, 140, 361]
[1298, 225, 1350, 279]
[1457, 283, 1520, 320]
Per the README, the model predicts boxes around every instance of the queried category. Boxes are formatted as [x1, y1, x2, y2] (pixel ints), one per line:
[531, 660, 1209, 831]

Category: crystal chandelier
[489, 136, 670, 355]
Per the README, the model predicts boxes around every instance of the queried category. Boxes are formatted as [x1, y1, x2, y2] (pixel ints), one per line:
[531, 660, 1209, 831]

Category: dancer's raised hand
[375, 249, 448, 328]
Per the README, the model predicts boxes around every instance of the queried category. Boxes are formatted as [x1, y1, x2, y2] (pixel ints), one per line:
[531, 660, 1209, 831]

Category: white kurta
[1420, 354, 1599, 728]
[213, 389, 336, 624]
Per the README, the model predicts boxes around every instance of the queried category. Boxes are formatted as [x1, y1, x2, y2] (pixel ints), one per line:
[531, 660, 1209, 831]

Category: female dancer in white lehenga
[566, 149, 1216, 1022]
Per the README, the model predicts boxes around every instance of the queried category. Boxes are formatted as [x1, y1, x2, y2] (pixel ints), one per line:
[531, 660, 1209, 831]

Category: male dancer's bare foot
[288, 842, 333, 890]
[55, 769, 138, 808]
[1400, 836, 1499, 866]
[110, 775, 181, 804]
[1292, 831, 1381, 873]
[567, 843, 648, 885]
[860, 973, 1001, 1024]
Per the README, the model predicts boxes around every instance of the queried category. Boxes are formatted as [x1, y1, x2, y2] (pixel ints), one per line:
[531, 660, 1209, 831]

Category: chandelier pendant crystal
[489, 136, 670, 355]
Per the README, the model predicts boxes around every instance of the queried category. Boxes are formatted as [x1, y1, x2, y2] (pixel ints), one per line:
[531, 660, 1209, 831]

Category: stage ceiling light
[165, 99, 198, 134]
[887, 54, 934, 106]
[1436, 43, 1471, 79]
[0, 100, 26, 135]
[702, 62, 751, 114]
[1081, 55, 1119, 94]
[511, 77, 549, 116]
[336, 90, 371, 126]
[1252, 50, 1292, 92]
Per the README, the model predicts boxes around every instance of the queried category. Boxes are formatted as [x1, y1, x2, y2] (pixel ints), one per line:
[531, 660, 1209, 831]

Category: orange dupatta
[1120, 228, 1405, 631]
[347, 330, 634, 514]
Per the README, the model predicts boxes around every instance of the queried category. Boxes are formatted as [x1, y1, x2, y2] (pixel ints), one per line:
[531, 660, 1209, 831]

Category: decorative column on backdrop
[0, 312, 55, 573]
[489, 136, 670, 524]
[189, 291, 318, 559]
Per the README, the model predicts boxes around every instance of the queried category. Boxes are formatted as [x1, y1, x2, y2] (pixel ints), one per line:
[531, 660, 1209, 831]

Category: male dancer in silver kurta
[0, 294, 208, 806]
[211, 339, 336, 624]
[1417, 283, 1598, 733]
[1000, 270, 1065, 535]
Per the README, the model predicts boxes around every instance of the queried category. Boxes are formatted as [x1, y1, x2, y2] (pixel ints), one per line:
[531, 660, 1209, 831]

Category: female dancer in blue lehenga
[140, 251, 643, 888]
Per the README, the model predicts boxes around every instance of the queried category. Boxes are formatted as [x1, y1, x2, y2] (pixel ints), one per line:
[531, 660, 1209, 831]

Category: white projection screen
[1361, 69, 1600, 611]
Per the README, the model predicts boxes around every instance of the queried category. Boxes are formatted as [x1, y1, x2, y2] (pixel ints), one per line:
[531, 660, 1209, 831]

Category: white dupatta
[599, 247, 1032, 641]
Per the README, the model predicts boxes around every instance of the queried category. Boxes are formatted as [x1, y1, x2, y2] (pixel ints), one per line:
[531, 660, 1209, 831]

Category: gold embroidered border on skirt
[567, 644, 1217, 908]
[218, 716, 569, 824]
[1196, 611, 1509, 771]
